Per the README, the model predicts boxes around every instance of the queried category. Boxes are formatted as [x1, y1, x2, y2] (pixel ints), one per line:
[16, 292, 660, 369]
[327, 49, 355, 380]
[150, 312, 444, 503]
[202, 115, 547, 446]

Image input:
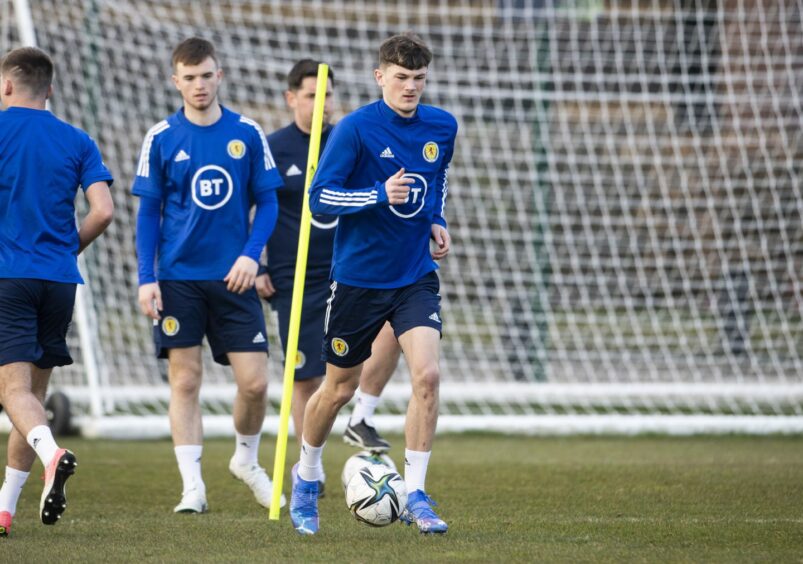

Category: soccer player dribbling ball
[133, 37, 284, 514]
[0, 47, 115, 537]
[257, 61, 399, 488]
[289, 33, 457, 535]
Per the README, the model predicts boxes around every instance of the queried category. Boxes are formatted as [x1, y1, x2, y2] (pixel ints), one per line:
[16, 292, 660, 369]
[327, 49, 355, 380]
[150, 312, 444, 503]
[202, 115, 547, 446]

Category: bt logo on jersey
[389, 172, 428, 219]
[191, 165, 234, 210]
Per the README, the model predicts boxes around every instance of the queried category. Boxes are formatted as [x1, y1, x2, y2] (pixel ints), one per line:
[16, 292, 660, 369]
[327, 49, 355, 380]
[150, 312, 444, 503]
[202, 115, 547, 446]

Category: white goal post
[3, 0, 802, 437]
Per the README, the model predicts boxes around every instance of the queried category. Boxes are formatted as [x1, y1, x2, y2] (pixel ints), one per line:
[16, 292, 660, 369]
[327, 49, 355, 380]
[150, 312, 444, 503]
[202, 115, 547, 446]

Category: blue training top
[309, 99, 457, 289]
[0, 107, 114, 284]
[133, 106, 283, 281]
[266, 122, 336, 288]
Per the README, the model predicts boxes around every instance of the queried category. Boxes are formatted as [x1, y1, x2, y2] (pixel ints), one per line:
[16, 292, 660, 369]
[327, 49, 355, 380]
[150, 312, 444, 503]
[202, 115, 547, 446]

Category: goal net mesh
[4, 0, 802, 433]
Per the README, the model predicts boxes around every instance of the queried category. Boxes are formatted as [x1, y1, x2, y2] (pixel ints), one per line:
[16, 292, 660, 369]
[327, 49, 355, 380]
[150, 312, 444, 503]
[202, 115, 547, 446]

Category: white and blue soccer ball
[345, 464, 407, 527]
[341, 451, 397, 493]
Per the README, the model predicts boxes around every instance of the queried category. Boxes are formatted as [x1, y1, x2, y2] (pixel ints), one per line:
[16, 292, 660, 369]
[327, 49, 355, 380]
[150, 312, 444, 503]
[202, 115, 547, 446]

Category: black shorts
[322, 271, 442, 368]
[269, 275, 330, 380]
[0, 279, 76, 369]
[155, 280, 268, 366]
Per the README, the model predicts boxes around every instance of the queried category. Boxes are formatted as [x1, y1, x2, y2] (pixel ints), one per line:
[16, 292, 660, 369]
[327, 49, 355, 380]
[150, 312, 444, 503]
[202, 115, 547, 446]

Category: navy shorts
[322, 271, 442, 368]
[155, 280, 268, 366]
[269, 275, 329, 380]
[0, 279, 76, 369]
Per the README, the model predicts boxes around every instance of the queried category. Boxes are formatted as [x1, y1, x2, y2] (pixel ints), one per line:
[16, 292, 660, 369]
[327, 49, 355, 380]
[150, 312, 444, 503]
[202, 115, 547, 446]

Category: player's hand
[431, 224, 451, 260]
[138, 282, 162, 321]
[385, 168, 414, 205]
[256, 272, 276, 299]
[224, 256, 259, 294]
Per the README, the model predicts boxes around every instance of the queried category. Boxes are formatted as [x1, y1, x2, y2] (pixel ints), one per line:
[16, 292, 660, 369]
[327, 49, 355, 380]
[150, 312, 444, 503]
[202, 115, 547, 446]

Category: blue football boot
[290, 472, 319, 535]
[400, 490, 448, 534]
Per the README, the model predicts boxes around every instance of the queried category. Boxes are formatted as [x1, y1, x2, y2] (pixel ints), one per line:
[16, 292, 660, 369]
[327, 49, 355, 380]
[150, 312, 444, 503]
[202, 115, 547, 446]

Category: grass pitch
[1, 434, 801, 562]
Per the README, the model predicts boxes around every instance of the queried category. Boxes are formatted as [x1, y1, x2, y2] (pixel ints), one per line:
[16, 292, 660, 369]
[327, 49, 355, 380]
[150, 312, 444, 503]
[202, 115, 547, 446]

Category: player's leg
[226, 350, 284, 509]
[206, 282, 282, 509]
[0, 363, 51, 536]
[291, 362, 362, 535]
[0, 280, 78, 530]
[166, 346, 207, 513]
[290, 280, 388, 534]
[392, 272, 448, 534]
[344, 321, 399, 451]
[292, 377, 322, 447]
[157, 280, 209, 513]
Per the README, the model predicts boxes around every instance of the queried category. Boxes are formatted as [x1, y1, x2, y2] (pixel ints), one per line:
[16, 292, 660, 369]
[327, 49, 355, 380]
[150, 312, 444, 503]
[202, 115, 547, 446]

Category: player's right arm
[132, 121, 169, 320]
[136, 196, 162, 320]
[309, 119, 411, 215]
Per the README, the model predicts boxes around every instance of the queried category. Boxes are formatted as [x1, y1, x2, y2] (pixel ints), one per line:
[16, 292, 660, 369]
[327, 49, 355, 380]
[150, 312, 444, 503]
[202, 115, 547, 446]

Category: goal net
[3, 0, 802, 436]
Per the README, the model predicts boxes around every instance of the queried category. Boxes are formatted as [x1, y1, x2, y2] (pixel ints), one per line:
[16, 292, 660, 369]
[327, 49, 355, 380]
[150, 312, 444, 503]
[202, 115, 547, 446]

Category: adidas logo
[286, 164, 303, 176]
[252, 332, 266, 344]
[429, 312, 441, 323]
[380, 147, 395, 158]
[33, 438, 40, 448]
[174, 149, 190, 162]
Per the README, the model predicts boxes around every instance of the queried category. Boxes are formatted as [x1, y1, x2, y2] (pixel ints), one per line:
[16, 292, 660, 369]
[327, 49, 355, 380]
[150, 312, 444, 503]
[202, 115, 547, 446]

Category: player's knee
[326, 378, 359, 409]
[412, 364, 440, 396]
[238, 376, 268, 402]
[169, 371, 202, 398]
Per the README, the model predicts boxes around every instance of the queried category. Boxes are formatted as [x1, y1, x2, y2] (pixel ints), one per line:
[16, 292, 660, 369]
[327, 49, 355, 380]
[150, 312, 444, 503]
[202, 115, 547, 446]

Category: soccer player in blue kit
[133, 38, 284, 514]
[256, 60, 399, 469]
[0, 47, 114, 536]
[290, 33, 456, 535]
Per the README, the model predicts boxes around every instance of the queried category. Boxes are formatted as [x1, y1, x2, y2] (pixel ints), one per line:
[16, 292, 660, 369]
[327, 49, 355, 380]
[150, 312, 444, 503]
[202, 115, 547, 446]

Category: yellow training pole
[270, 63, 329, 520]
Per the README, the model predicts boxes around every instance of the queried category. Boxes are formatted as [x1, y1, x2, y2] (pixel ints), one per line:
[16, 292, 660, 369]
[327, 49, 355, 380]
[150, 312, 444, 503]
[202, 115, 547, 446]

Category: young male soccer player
[256, 60, 398, 468]
[289, 33, 456, 535]
[133, 37, 283, 514]
[0, 47, 114, 537]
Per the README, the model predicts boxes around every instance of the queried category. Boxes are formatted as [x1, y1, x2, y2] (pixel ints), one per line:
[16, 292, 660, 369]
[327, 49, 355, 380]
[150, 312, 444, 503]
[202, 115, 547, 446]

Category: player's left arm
[77, 135, 115, 253]
[78, 181, 114, 254]
[225, 122, 282, 293]
[225, 189, 278, 293]
[430, 135, 455, 261]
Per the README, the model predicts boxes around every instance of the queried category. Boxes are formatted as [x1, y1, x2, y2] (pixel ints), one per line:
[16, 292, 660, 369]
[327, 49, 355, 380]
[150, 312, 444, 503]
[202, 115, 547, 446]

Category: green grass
[1, 435, 802, 562]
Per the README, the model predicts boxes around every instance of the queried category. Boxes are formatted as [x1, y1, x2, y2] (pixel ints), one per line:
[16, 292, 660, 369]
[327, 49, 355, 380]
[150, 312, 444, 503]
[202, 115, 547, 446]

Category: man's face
[286, 76, 334, 133]
[374, 64, 427, 117]
[172, 56, 222, 112]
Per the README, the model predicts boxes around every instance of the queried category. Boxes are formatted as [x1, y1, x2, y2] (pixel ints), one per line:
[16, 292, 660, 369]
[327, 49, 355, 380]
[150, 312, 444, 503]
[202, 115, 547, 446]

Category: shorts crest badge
[295, 351, 306, 369]
[227, 139, 246, 159]
[331, 338, 349, 357]
[162, 316, 180, 336]
[423, 141, 439, 163]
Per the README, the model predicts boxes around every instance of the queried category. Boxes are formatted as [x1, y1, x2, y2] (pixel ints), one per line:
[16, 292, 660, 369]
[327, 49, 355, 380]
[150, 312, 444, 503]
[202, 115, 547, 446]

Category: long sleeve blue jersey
[309, 99, 457, 289]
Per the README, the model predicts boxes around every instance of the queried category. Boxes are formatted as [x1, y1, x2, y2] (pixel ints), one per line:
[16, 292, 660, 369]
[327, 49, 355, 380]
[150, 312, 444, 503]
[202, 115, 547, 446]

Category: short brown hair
[378, 33, 432, 70]
[0, 46, 53, 98]
[287, 59, 335, 91]
[171, 37, 219, 69]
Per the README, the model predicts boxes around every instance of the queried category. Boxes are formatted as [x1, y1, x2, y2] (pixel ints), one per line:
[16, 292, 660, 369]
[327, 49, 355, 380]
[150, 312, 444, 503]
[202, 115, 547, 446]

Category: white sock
[0, 467, 30, 515]
[349, 388, 381, 426]
[174, 445, 205, 495]
[26, 425, 59, 467]
[298, 438, 325, 482]
[404, 449, 431, 494]
[233, 432, 260, 466]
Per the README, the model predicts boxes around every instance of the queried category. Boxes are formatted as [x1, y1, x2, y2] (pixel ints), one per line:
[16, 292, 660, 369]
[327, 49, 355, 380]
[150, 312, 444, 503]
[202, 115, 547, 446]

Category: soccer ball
[345, 464, 407, 527]
[341, 451, 397, 493]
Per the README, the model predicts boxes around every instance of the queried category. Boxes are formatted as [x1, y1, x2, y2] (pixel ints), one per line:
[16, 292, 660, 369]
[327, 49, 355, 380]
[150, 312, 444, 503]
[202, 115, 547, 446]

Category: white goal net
[3, 0, 802, 436]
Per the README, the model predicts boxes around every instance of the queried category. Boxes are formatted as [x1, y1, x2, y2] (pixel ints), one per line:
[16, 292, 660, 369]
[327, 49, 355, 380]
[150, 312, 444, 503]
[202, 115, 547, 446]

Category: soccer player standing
[256, 60, 398, 471]
[289, 33, 456, 535]
[133, 38, 283, 514]
[0, 47, 114, 536]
